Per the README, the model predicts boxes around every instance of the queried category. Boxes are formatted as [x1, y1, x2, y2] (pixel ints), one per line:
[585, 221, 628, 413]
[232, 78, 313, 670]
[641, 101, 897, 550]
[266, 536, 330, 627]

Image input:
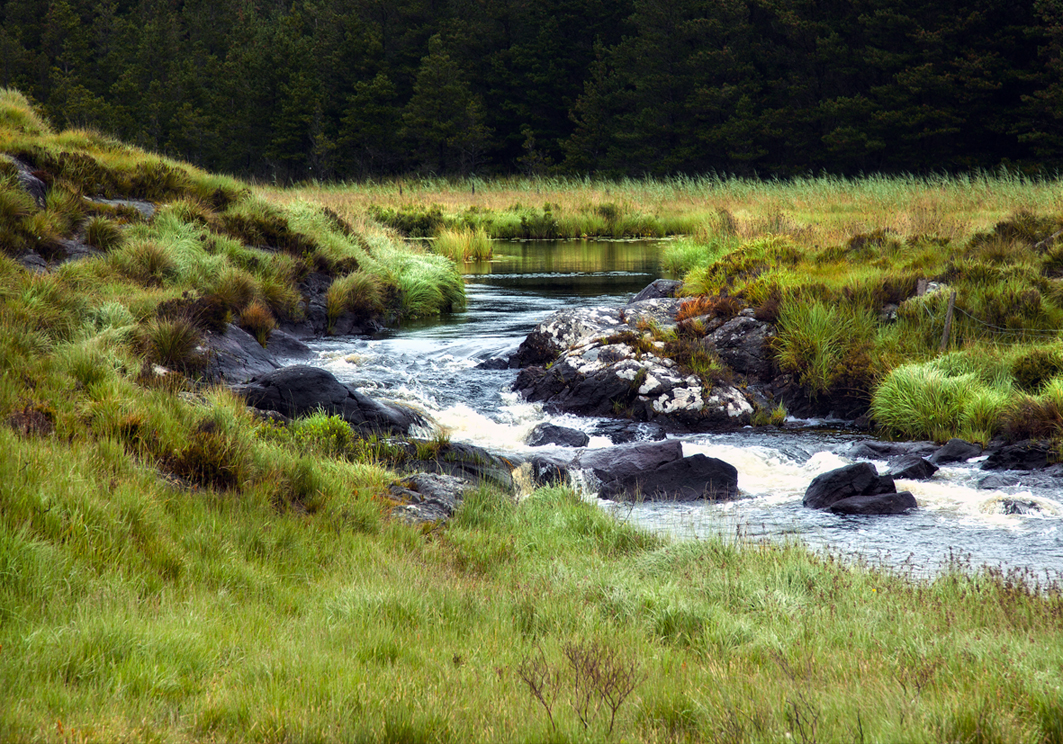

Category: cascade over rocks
[803, 462, 916, 514]
[232, 364, 425, 435]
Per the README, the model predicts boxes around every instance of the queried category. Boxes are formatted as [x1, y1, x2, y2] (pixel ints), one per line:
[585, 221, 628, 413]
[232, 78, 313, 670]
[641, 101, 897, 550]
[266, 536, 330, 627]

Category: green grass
[4, 86, 1063, 741]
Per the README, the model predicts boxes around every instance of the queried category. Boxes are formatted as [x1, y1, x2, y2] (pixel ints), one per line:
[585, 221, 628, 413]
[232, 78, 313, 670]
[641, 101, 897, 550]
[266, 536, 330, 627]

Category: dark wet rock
[981, 440, 1051, 471]
[705, 316, 776, 380]
[265, 329, 312, 359]
[829, 491, 917, 515]
[526, 454, 570, 486]
[390, 473, 473, 524]
[204, 324, 284, 383]
[232, 364, 424, 435]
[929, 438, 982, 465]
[629, 279, 682, 303]
[598, 453, 739, 502]
[55, 238, 103, 263]
[842, 440, 938, 461]
[477, 356, 513, 370]
[85, 197, 156, 220]
[1, 154, 47, 207]
[575, 439, 684, 483]
[394, 440, 517, 492]
[889, 456, 938, 481]
[18, 252, 47, 273]
[803, 462, 897, 510]
[977, 474, 1020, 490]
[589, 420, 667, 444]
[526, 423, 589, 448]
[1000, 498, 1042, 516]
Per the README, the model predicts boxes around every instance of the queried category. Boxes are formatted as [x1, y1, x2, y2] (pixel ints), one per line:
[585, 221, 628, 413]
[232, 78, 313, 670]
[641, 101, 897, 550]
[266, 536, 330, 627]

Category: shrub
[209, 266, 258, 313]
[83, 216, 123, 251]
[290, 412, 356, 457]
[369, 204, 447, 237]
[163, 421, 252, 491]
[239, 300, 276, 347]
[0, 178, 35, 226]
[775, 300, 874, 395]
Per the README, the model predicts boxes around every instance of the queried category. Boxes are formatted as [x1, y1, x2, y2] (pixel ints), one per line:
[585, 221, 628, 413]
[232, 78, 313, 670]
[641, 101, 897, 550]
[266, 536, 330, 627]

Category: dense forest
[1, 0, 1060, 179]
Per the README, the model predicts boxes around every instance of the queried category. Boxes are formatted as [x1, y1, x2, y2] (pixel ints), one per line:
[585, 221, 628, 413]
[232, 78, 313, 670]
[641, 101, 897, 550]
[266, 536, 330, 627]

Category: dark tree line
[1, 0, 1060, 179]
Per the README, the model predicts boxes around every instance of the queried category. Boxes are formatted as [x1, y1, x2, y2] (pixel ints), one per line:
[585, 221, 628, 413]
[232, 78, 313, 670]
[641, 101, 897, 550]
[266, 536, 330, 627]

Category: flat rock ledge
[511, 298, 774, 431]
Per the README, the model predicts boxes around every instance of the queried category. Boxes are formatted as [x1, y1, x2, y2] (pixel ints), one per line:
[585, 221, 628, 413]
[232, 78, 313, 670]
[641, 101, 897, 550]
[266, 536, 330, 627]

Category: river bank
[3, 88, 1063, 742]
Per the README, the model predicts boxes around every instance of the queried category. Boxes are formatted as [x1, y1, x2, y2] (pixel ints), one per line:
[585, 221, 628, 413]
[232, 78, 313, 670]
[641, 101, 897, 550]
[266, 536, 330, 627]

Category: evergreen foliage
[0, 0, 1057, 177]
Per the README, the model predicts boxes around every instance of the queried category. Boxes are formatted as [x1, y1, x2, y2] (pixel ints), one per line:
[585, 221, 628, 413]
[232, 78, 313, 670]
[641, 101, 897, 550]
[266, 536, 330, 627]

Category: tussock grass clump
[109, 239, 179, 286]
[327, 271, 384, 326]
[872, 363, 973, 441]
[432, 226, 492, 262]
[239, 300, 276, 347]
[137, 317, 204, 373]
[83, 215, 123, 251]
[775, 299, 876, 396]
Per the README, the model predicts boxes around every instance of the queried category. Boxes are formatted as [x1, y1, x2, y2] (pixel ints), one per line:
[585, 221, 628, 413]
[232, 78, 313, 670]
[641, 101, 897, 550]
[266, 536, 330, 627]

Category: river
[306, 240, 1063, 580]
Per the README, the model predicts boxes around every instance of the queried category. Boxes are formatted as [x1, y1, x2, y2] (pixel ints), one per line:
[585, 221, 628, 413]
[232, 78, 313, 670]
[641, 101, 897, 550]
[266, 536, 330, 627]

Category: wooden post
[916, 279, 928, 297]
[940, 291, 957, 352]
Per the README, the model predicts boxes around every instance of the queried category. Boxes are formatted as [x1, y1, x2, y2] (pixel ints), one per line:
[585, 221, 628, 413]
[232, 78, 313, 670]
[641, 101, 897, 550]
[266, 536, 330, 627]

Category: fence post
[940, 291, 957, 352]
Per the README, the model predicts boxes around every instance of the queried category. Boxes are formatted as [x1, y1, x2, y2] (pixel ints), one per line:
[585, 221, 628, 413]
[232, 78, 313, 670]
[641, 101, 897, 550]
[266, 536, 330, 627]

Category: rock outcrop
[232, 365, 424, 435]
[511, 298, 760, 431]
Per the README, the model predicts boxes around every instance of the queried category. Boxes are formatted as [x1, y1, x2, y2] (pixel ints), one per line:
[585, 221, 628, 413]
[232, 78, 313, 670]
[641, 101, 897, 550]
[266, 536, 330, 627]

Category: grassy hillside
[2, 89, 1063, 743]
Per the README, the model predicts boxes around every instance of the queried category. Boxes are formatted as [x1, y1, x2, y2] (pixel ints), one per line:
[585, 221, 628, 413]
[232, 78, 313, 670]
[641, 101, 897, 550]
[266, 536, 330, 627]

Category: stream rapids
[304, 241, 1063, 580]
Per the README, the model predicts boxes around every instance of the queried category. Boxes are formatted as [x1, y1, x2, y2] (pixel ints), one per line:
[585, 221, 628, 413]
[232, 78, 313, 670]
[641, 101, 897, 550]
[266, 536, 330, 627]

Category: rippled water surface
[306, 240, 1063, 578]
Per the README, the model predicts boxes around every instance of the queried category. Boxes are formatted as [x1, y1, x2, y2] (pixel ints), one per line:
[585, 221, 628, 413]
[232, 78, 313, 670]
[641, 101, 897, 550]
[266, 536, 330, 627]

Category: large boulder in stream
[803, 462, 915, 514]
[526, 423, 589, 448]
[512, 298, 756, 431]
[569, 440, 740, 502]
[232, 365, 424, 435]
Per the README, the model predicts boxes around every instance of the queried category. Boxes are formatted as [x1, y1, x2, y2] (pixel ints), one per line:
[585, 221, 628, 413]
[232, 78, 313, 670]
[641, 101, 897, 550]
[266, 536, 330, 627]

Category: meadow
[3, 87, 1063, 742]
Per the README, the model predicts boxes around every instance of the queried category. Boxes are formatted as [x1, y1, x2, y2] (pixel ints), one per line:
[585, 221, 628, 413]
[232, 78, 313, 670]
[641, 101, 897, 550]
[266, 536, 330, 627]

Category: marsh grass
[432, 226, 493, 262]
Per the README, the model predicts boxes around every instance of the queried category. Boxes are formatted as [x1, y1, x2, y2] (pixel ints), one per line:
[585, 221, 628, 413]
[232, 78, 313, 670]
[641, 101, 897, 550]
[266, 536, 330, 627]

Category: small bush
[369, 204, 447, 237]
[83, 216, 123, 251]
[871, 363, 971, 441]
[209, 266, 258, 313]
[239, 300, 276, 347]
[0, 179, 35, 226]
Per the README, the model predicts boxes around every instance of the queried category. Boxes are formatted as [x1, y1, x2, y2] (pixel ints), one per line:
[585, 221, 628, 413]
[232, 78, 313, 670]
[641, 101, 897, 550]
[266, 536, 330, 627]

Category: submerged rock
[829, 491, 917, 515]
